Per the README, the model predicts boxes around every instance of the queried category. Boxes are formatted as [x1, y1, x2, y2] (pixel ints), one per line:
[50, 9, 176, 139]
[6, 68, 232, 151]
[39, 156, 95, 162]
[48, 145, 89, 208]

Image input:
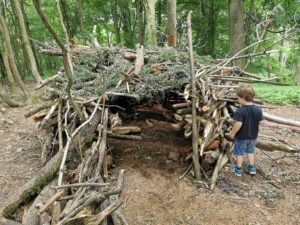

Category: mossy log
[0, 91, 23, 107]
[0, 111, 102, 218]
[0, 151, 63, 218]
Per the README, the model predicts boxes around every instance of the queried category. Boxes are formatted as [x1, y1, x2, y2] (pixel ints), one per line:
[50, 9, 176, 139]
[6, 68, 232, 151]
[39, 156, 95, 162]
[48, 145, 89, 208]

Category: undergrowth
[251, 84, 300, 105]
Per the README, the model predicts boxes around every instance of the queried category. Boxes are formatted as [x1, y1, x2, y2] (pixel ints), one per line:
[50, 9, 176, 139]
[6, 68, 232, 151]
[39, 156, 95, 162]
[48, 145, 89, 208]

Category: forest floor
[0, 83, 299, 225]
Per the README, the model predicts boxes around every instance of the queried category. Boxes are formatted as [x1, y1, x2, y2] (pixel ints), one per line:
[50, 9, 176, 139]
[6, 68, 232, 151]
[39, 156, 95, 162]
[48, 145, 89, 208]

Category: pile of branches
[172, 72, 299, 189]
[1, 43, 300, 224]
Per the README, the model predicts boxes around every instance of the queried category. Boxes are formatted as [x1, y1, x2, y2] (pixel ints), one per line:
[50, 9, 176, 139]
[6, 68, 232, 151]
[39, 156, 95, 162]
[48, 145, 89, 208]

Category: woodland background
[0, 0, 300, 103]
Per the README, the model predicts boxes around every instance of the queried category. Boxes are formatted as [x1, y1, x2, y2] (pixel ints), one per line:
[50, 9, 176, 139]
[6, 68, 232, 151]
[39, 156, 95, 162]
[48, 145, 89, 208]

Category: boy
[228, 86, 264, 176]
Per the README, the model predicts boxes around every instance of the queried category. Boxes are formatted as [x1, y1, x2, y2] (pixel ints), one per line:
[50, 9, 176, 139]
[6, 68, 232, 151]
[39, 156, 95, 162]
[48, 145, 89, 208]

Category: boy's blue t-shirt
[233, 104, 264, 140]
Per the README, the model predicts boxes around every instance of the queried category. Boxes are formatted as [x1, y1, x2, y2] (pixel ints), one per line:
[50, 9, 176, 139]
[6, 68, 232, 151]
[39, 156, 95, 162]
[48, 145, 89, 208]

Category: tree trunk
[77, 0, 86, 45]
[229, 0, 246, 68]
[245, 0, 256, 47]
[0, 4, 26, 96]
[136, 0, 144, 45]
[279, 27, 288, 65]
[167, 0, 176, 47]
[145, 0, 157, 49]
[12, 0, 42, 84]
[119, 0, 135, 48]
[110, 0, 121, 44]
[294, 54, 300, 85]
[157, 0, 163, 46]
[1, 42, 16, 91]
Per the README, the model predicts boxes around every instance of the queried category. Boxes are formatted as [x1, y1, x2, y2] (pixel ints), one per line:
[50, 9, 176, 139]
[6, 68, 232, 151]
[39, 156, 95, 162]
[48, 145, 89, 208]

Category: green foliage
[247, 57, 294, 84]
[252, 84, 300, 105]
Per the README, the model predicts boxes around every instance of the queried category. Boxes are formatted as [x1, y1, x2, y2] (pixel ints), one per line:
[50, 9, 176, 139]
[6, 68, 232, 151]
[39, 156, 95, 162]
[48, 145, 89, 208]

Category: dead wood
[134, 46, 144, 76]
[86, 200, 122, 225]
[0, 151, 63, 218]
[187, 11, 201, 180]
[25, 102, 53, 118]
[107, 132, 142, 140]
[22, 180, 56, 225]
[55, 182, 110, 189]
[40, 212, 51, 225]
[39, 189, 65, 214]
[256, 139, 299, 153]
[109, 170, 128, 225]
[210, 151, 225, 190]
[41, 128, 54, 166]
[111, 126, 141, 134]
[122, 51, 149, 62]
[51, 201, 61, 225]
[263, 112, 300, 127]
[0, 217, 22, 225]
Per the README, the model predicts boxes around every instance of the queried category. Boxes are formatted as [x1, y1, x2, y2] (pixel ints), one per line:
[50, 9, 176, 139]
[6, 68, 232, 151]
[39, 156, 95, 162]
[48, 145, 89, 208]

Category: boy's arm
[228, 121, 242, 140]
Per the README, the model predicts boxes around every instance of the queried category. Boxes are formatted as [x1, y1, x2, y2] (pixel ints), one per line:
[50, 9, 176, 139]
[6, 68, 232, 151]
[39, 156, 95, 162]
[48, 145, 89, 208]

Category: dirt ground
[0, 84, 299, 225]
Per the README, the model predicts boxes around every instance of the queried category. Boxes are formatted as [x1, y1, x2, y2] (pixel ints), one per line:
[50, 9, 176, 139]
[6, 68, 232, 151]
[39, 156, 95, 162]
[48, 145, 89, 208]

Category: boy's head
[236, 86, 255, 104]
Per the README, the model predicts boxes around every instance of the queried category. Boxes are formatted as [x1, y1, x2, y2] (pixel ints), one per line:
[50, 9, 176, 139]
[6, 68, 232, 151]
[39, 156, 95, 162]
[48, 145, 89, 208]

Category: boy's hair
[236, 86, 255, 102]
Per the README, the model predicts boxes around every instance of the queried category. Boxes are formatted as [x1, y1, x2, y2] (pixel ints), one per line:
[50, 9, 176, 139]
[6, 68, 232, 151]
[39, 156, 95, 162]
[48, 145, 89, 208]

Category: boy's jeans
[234, 139, 256, 156]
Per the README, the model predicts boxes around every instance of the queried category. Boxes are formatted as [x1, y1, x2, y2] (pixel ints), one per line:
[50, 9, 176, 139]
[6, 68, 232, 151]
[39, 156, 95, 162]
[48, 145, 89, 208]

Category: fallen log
[263, 112, 300, 128]
[0, 150, 63, 218]
[256, 139, 299, 153]
[0, 217, 22, 225]
[224, 134, 299, 153]
[22, 180, 57, 225]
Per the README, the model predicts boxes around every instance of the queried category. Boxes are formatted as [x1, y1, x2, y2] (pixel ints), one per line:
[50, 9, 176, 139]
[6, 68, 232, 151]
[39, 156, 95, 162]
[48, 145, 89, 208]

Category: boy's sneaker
[231, 165, 243, 176]
[247, 164, 256, 175]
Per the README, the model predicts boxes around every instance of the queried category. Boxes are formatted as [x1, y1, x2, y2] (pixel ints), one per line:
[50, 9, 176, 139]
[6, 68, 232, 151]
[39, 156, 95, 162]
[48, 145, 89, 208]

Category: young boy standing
[228, 86, 264, 176]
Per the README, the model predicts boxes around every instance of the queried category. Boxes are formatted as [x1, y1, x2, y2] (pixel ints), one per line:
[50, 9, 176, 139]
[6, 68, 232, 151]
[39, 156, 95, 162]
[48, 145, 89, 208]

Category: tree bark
[167, 0, 176, 47]
[11, 0, 42, 84]
[136, 0, 144, 45]
[187, 11, 201, 180]
[1, 41, 16, 91]
[0, 3, 26, 96]
[145, 0, 157, 49]
[77, 0, 86, 45]
[294, 54, 300, 85]
[110, 0, 121, 44]
[229, 0, 246, 68]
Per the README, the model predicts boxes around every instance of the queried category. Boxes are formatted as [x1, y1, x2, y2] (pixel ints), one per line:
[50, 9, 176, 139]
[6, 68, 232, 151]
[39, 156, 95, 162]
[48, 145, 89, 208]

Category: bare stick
[55, 182, 110, 189]
[187, 11, 201, 180]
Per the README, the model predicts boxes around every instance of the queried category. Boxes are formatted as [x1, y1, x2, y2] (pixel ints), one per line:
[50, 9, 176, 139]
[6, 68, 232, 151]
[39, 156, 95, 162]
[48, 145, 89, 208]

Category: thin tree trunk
[12, 0, 42, 84]
[294, 55, 300, 85]
[110, 0, 121, 44]
[0, 3, 26, 96]
[187, 11, 201, 180]
[33, 0, 85, 122]
[167, 0, 176, 47]
[145, 0, 157, 49]
[279, 27, 288, 65]
[157, 0, 162, 46]
[77, 0, 86, 45]
[229, 0, 246, 68]
[1, 41, 16, 91]
[119, 0, 135, 48]
[136, 0, 144, 45]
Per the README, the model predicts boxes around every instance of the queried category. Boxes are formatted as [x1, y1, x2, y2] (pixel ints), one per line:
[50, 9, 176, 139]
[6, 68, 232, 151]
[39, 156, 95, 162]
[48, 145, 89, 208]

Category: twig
[55, 182, 110, 189]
